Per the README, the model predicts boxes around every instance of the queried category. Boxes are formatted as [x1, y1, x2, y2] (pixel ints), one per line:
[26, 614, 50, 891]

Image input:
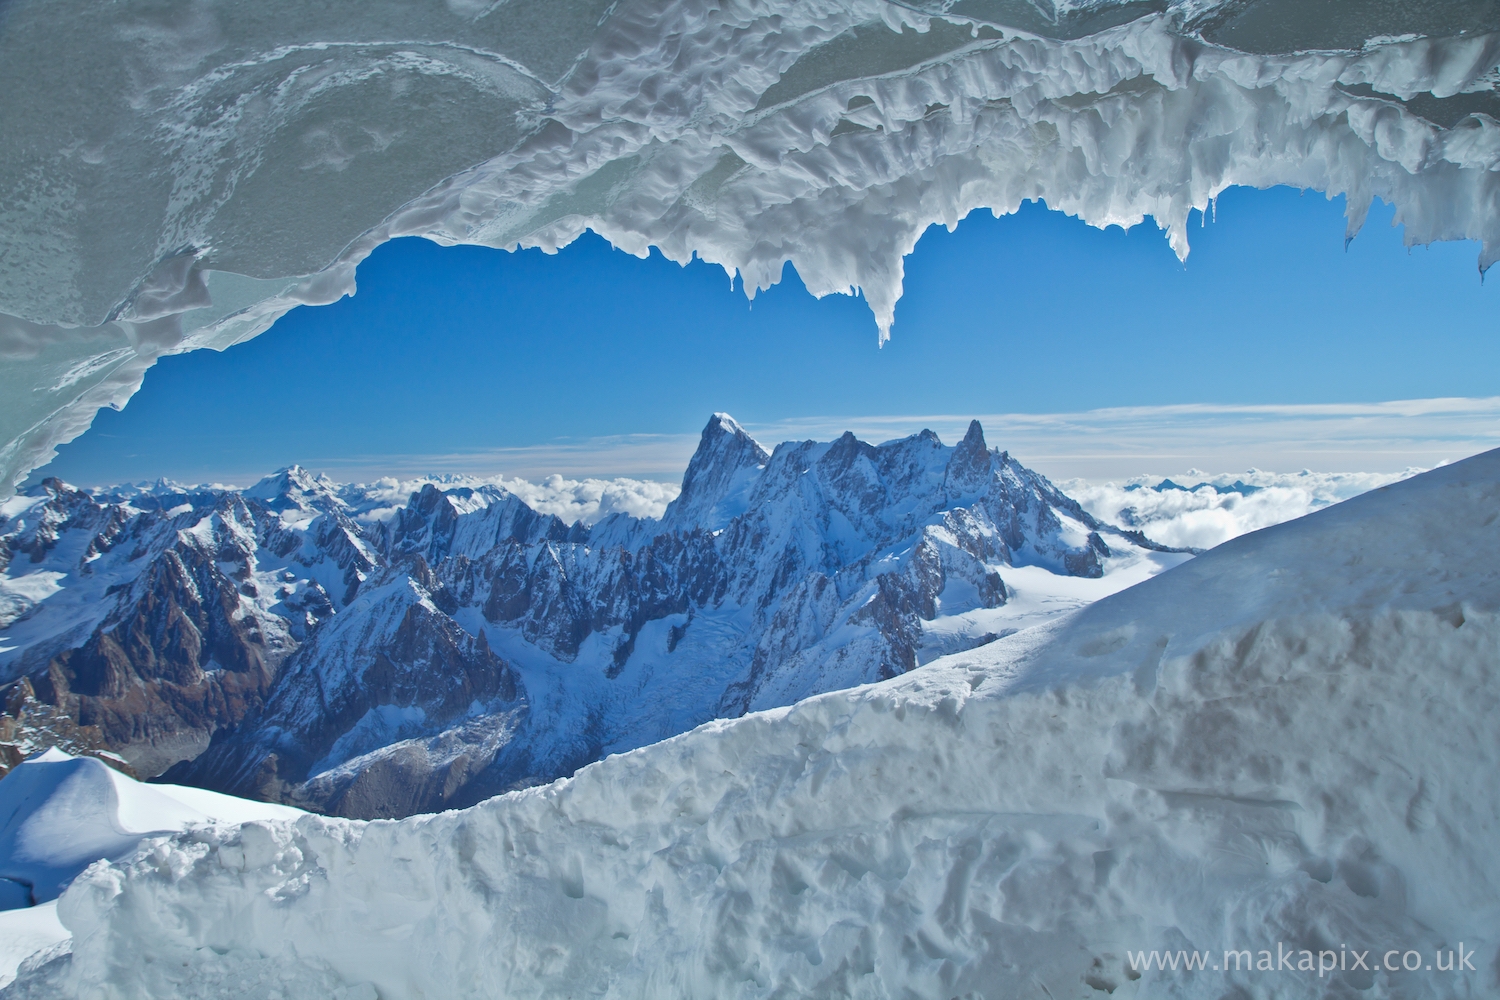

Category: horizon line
[34, 395, 1500, 491]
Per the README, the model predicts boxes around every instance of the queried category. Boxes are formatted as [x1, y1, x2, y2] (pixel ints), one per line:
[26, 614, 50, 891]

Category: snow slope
[4, 0, 1500, 492]
[0, 749, 299, 989]
[7, 446, 1496, 998]
[0, 904, 66, 994]
[0, 748, 300, 908]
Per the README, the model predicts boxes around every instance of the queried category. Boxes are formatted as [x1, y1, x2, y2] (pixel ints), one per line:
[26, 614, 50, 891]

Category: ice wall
[3, 0, 1500, 492]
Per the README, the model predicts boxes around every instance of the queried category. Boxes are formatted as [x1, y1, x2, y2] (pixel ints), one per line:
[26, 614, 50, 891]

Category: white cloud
[500, 475, 679, 524]
[348, 473, 679, 526]
[306, 434, 700, 485]
[1062, 469, 1420, 551]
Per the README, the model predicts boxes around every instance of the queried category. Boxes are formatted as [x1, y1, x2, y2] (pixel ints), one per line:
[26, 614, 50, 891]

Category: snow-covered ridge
[3, 0, 1500, 492]
[0, 748, 300, 907]
[7, 443, 1496, 999]
[84, 471, 680, 528]
[172, 416, 1186, 817]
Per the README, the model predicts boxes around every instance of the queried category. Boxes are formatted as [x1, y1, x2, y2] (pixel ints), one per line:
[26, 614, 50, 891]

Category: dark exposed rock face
[0, 482, 304, 775]
[0, 677, 138, 780]
[40, 541, 281, 770]
[5, 418, 1171, 818]
[183, 586, 523, 818]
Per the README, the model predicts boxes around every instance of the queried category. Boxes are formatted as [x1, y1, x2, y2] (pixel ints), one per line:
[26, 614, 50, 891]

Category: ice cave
[2, 0, 1500, 997]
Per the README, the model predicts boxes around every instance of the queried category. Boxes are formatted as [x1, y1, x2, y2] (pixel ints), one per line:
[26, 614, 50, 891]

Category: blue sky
[33, 184, 1500, 487]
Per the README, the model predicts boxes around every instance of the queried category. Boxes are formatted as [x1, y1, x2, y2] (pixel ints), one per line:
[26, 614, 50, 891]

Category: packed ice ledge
[4, 0, 1500, 491]
[2, 434, 1496, 997]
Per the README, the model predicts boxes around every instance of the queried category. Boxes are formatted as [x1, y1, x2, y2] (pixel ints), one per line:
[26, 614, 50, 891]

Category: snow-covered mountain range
[6, 437, 1496, 1000]
[0, 415, 1182, 817]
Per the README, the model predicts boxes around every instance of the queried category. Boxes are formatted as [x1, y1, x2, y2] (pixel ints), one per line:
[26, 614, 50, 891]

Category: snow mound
[0, 903, 67, 993]
[0, 749, 300, 909]
[4, 1, 1500, 493]
[8, 449, 1498, 997]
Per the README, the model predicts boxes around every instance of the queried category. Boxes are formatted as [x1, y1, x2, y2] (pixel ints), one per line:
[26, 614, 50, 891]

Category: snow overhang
[2, 0, 1499, 493]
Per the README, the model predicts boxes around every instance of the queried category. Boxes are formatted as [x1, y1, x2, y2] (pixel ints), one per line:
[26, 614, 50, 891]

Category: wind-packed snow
[3, 0, 1500, 493]
[0, 749, 300, 907]
[1063, 466, 1422, 550]
[0, 749, 299, 988]
[0, 903, 66, 993]
[6, 448, 1496, 999]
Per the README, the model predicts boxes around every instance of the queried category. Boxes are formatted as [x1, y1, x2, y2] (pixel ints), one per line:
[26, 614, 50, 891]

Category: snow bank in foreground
[0, 750, 301, 985]
[8, 449, 1498, 998]
[1064, 467, 1421, 550]
[0, 904, 66, 993]
[4, 0, 1500, 493]
[0, 749, 301, 907]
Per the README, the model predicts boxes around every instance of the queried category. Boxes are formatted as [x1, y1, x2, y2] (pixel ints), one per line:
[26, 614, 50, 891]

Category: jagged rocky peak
[661, 413, 772, 532]
[750, 422, 989, 535]
[381, 481, 574, 565]
[945, 420, 993, 496]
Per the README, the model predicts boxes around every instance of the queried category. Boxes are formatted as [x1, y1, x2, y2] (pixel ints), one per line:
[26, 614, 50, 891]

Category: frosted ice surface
[6, 444, 1497, 998]
[2, 0, 1500, 490]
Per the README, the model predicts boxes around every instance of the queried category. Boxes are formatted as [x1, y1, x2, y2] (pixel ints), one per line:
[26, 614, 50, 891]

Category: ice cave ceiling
[2, 0, 1499, 494]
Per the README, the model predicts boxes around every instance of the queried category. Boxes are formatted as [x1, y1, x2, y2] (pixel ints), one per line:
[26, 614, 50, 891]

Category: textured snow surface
[0, 749, 300, 989]
[0, 748, 300, 908]
[4, 0, 1500, 491]
[0, 903, 66, 993]
[6, 448, 1497, 998]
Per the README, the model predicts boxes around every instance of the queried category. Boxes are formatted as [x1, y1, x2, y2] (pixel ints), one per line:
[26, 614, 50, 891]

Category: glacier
[3, 435, 1496, 998]
[4, 0, 1500, 492]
